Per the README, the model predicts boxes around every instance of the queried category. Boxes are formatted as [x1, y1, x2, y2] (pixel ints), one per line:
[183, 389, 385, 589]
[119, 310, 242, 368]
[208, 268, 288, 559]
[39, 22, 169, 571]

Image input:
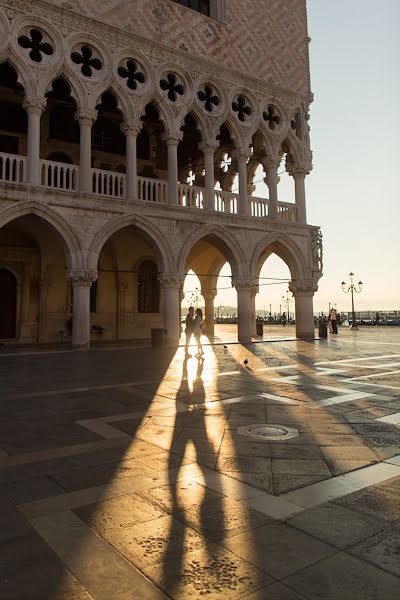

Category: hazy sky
[183, 0, 400, 315]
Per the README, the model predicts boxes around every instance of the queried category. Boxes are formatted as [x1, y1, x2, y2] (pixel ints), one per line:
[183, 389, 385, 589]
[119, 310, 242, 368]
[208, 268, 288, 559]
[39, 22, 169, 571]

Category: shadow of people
[161, 355, 225, 593]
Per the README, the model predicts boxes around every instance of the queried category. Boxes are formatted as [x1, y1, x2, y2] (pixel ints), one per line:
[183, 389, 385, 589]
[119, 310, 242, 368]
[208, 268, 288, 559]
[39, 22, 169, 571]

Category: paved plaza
[1, 327, 400, 599]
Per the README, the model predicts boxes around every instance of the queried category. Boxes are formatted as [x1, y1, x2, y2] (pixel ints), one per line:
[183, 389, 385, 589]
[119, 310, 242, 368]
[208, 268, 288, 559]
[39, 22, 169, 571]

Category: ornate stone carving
[232, 277, 257, 291]
[289, 279, 318, 297]
[23, 96, 47, 114]
[76, 109, 98, 126]
[66, 270, 98, 287]
[120, 119, 143, 136]
[199, 140, 219, 154]
[311, 229, 323, 273]
[158, 274, 183, 288]
[162, 131, 183, 144]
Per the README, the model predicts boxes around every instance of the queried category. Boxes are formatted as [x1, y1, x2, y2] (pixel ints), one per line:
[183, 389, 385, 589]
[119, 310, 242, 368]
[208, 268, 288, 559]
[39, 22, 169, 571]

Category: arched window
[138, 260, 159, 313]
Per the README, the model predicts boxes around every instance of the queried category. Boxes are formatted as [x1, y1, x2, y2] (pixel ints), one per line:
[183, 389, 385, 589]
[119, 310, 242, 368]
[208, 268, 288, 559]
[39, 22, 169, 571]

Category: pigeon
[223, 345, 228, 349]
[243, 359, 248, 365]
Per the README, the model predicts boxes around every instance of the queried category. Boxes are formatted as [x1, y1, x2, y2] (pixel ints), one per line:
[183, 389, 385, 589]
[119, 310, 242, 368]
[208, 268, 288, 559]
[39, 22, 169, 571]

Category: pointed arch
[178, 106, 213, 142]
[250, 232, 308, 281]
[0, 201, 83, 269]
[92, 84, 131, 121]
[40, 69, 88, 111]
[177, 224, 247, 278]
[138, 96, 175, 132]
[0, 55, 32, 96]
[88, 214, 174, 274]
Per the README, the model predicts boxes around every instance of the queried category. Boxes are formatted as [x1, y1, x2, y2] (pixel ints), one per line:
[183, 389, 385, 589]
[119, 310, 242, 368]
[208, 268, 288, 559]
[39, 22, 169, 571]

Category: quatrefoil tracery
[232, 95, 252, 122]
[198, 85, 220, 113]
[71, 46, 102, 78]
[263, 105, 281, 130]
[18, 29, 53, 63]
[118, 60, 145, 91]
[160, 73, 184, 102]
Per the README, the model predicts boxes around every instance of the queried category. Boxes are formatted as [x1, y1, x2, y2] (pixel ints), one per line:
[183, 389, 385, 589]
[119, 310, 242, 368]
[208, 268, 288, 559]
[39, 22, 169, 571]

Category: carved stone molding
[289, 279, 318, 297]
[66, 270, 98, 287]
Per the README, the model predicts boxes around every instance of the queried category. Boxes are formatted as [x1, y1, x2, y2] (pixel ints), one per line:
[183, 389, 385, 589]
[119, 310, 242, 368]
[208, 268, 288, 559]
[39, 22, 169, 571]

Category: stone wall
[43, 0, 310, 96]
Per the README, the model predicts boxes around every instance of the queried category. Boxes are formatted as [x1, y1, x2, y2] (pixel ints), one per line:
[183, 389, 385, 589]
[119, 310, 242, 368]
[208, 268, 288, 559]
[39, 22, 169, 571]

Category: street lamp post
[341, 272, 363, 330]
[282, 291, 292, 321]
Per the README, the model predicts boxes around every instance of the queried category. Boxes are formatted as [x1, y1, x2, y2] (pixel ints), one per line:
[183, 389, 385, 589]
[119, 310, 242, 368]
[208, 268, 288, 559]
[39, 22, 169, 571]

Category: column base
[72, 342, 90, 351]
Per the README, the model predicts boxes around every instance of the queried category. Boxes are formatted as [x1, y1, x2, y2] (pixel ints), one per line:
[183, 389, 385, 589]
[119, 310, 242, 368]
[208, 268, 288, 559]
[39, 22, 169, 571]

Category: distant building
[0, 0, 322, 347]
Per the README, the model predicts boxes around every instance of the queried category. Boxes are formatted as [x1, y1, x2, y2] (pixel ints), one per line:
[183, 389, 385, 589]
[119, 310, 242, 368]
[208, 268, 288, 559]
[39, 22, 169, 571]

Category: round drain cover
[237, 423, 299, 441]
[249, 425, 287, 438]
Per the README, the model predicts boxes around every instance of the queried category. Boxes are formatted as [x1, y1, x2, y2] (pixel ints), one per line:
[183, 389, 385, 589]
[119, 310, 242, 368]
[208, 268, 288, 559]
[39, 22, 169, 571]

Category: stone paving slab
[2, 328, 400, 598]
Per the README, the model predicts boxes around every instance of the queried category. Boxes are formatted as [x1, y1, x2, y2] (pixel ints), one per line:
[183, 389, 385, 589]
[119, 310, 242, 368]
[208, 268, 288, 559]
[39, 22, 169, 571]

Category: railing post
[121, 119, 142, 201]
[24, 96, 47, 186]
[163, 131, 183, 206]
[77, 109, 97, 194]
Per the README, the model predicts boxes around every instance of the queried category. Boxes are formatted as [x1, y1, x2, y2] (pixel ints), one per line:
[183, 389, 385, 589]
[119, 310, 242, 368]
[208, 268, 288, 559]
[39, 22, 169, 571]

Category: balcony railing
[40, 159, 79, 191]
[138, 176, 167, 203]
[0, 153, 26, 184]
[0, 152, 301, 223]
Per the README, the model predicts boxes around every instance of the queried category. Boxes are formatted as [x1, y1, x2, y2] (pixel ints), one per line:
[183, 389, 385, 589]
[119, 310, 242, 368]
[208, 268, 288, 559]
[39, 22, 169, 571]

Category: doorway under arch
[0, 268, 17, 339]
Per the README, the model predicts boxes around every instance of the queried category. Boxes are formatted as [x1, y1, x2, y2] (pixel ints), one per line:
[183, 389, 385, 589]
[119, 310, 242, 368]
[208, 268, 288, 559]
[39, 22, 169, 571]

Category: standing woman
[194, 308, 204, 357]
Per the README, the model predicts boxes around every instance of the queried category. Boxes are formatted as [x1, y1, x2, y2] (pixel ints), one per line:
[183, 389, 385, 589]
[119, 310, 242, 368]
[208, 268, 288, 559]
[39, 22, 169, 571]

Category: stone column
[121, 120, 142, 201]
[293, 171, 307, 224]
[67, 270, 98, 350]
[289, 280, 318, 340]
[233, 149, 251, 217]
[250, 285, 258, 337]
[233, 277, 255, 344]
[38, 278, 49, 343]
[163, 131, 183, 206]
[262, 157, 280, 220]
[117, 278, 128, 340]
[21, 263, 31, 322]
[199, 140, 218, 211]
[24, 96, 47, 186]
[202, 289, 217, 337]
[77, 109, 97, 194]
[159, 274, 182, 345]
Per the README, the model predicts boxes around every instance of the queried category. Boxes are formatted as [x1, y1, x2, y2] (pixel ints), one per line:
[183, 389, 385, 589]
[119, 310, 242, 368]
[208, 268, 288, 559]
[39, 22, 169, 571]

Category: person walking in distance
[184, 306, 195, 356]
[193, 308, 204, 357]
[281, 312, 287, 326]
[330, 307, 338, 334]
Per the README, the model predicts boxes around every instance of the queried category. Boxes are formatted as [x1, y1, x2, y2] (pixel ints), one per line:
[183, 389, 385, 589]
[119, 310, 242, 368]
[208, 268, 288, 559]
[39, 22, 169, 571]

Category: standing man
[330, 308, 338, 334]
[184, 306, 195, 356]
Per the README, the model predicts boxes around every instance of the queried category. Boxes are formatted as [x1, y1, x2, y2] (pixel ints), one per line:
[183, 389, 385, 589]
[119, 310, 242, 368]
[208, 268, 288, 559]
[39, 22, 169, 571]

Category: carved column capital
[232, 277, 257, 291]
[76, 109, 98, 126]
[162, 130, 183, 145]
[286, 158, 313, 177]
[289, 279, 318, 297]
[158, 273, 184, 289]
[66, 270, 98, 287]
[23, 96, 47, 115]
[199, 140, 219, 154]
[232, 147, 252, 161]
[202, 288, 217, 301]
[260, 155, 280, 173]
[121, 119, 142, 136]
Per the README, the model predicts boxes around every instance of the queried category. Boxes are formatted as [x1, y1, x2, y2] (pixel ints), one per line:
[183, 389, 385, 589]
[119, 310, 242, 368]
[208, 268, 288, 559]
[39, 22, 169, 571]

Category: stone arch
[138, 96, 175, 132]
[41, 69, 88, 111]
[0, 55, 32, 96]
[250, 232, 308, 281]
[88, 214, 174, 274]
[92, 83, 132, 121]
[177, 224, 247, 279]
[178, 105, 213, 142]
[217, 114, 247, 149]
[0, 201, 83, 270]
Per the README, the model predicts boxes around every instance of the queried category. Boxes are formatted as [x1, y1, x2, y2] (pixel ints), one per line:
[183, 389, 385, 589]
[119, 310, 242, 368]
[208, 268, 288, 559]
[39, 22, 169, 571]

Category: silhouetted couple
[184, 306, 204, 357]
